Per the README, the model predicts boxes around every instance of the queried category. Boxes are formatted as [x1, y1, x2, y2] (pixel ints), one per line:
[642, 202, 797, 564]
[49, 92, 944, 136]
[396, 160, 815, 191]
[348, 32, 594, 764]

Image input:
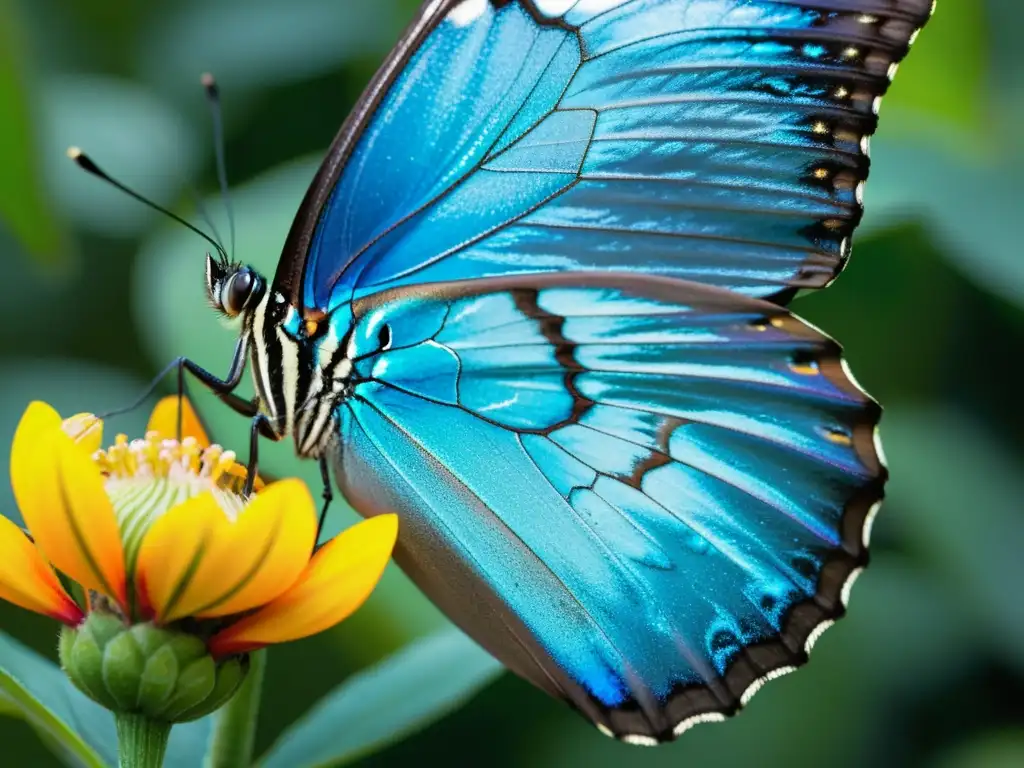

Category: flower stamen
[96, 433, 248, 496]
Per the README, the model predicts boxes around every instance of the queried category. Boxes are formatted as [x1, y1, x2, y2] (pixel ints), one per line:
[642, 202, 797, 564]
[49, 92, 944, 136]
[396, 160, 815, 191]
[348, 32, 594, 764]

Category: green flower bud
[59, 612, 249, 723]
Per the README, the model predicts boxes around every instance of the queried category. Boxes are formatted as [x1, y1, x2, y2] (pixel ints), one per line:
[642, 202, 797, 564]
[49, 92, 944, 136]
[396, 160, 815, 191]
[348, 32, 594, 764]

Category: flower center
[96, 432, 245, 496]
[94, 432, 250, 580]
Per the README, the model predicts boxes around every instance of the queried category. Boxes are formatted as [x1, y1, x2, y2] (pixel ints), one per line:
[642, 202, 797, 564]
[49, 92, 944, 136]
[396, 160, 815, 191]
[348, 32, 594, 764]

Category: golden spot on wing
[825, 429, 853, 446]
[789, 361, 820, 376]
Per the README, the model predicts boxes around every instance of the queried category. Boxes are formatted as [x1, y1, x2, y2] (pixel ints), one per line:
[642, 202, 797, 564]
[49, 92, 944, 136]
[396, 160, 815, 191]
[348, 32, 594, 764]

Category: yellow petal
[209, 514, 398, 656]
[61, 413, 103, 455]
[0, 514, 83, 624]
[134, 493, 221, 620]
[136, 479, 316, 623]
[147, 396, 210, 446]
[10, 403, 127, 606]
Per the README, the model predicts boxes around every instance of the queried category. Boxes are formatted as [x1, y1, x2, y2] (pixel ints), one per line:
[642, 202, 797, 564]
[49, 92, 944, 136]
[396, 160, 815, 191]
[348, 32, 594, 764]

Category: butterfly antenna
[201, 73, 236, 260]
[67, 147, 230, 265]
[180, 178, 227, 254]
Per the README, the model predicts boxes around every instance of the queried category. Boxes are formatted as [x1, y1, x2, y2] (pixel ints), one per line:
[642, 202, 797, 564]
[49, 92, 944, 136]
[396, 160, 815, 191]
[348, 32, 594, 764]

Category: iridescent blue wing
[334, 272, 883, 742]
[274, 0, 932, 312]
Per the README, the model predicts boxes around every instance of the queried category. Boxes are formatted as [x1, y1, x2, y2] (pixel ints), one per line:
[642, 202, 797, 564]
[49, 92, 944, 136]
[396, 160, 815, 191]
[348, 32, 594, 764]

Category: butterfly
[139, 0, 937, 745]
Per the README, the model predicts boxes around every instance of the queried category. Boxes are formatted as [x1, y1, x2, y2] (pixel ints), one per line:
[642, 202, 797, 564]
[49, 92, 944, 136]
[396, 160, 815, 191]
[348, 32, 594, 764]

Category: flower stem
[205, 650, 267, 768]
[115, 713, 171, 768]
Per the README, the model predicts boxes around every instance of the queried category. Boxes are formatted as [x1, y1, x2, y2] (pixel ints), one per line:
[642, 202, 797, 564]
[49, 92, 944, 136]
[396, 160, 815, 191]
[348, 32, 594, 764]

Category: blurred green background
[1, 0, 1022, 765]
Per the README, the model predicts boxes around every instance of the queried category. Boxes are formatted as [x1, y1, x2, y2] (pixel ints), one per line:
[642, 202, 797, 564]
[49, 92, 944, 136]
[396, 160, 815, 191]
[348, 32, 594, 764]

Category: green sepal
[158, 656, 216, 722]
[61, 626, 117, 711]
[83, 612, 126, 648]
[58, 613, 248, 723]
[102, 631, 145, 711]
[136, 643, 177, 714]
[175, 656, 247, 722]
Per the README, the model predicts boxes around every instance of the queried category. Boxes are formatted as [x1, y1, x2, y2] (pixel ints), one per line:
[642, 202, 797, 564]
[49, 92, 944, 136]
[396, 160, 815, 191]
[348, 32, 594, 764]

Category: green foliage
[0, 0, 1020, 765]
[0, 0, 68, 267]
[260, 628, 504, 768]
[0, 631, 113, 767]
[882, 0, 989, 142]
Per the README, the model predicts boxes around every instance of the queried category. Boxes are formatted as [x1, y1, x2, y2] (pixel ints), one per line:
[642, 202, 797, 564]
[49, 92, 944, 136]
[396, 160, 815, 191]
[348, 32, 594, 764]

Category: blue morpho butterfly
[76, 0, 933, 745]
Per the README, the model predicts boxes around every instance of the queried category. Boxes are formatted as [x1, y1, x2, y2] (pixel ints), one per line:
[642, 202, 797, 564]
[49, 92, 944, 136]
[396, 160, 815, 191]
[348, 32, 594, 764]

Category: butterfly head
[205, 254, 266, 319]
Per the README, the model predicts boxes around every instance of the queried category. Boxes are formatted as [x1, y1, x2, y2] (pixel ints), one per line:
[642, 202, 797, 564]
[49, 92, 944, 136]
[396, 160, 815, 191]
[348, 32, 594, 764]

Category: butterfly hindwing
[276, 0, 933, 312]
[333, 272, 883, 742]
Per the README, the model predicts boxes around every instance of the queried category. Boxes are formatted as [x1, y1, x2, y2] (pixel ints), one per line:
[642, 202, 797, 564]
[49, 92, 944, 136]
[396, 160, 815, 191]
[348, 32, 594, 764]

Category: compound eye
[222, 270, 254, 316]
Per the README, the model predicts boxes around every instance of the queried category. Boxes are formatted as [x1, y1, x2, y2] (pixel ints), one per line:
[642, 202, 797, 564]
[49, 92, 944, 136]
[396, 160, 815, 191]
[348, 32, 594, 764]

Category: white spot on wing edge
[863, 500, 883, 548]
[596, 723, 614, 739]
[449, 0, 487, 26]
[673, 711, 727, 737]
[841, 566, 865, 608]
[739, 665, 797, 707]
[621, 733, 659, 747]
[804, 619, 835, 655]
[873, 426, 889, 470]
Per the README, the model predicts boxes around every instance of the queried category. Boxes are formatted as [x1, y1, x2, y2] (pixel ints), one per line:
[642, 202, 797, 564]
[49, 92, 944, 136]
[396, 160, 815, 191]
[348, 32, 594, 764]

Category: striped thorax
[204, 255, 350, 458]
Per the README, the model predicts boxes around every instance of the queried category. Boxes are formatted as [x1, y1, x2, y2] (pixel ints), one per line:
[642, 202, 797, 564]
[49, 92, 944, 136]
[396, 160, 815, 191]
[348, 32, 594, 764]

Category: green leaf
[0, 0, 68, 266]
[258, 627, 504, 768]
[881, 405, 1024, 674]
[881, 0, 989, 144]
[0, 630, 114, 767]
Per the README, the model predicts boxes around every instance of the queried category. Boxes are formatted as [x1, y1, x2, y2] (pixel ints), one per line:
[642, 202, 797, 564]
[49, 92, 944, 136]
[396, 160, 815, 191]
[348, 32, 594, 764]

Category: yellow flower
[1, 397, 398, 656]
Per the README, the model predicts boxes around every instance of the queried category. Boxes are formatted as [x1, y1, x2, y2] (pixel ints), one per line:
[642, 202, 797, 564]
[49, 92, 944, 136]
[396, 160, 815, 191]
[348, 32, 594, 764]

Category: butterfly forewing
[275, 0, 933, 312]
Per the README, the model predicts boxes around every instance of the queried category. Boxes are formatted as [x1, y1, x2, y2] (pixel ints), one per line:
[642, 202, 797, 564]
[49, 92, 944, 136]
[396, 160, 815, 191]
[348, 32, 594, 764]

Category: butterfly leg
[173, 338, 257, 434]
[103, 337, 255, 434]
[243, 413, 279, 497]
[316, 455, 333, 545]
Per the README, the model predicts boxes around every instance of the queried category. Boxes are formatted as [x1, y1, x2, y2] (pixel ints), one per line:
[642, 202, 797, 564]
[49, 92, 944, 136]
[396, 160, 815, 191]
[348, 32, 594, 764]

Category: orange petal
[136, 480, 316, 623]
[10, 403, 127, 606]
[0, 515, 83, 624]
[61, 413, 103, 455]
[209, 514, 398, 656]
[147, 396, 210, 446]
